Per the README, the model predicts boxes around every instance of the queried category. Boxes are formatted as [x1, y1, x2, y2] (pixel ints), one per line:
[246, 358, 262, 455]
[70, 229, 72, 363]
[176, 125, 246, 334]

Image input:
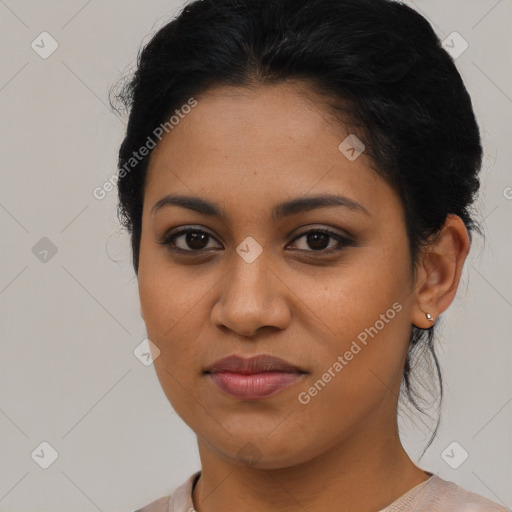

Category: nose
[211, 252, 292, 338]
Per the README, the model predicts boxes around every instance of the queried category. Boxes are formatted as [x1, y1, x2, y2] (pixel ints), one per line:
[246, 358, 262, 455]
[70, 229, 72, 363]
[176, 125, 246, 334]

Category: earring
[426, 312, 434, 322]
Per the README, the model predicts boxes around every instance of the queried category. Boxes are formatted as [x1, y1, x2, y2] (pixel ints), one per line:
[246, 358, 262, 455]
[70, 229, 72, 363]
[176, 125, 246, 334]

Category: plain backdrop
[0, 1, 511, 511]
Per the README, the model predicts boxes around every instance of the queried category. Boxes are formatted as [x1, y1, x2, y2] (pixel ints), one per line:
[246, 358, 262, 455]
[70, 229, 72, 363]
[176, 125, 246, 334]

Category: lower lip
[208, 371, 303, 399]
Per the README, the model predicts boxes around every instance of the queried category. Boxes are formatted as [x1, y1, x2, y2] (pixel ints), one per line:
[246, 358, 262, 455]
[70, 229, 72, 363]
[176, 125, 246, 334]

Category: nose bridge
[212, 237, 291, 336]
[228, 239, 272, 306]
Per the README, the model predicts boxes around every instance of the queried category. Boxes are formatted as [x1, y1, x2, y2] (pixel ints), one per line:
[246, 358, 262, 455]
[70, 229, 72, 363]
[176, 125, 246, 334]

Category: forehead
[143, 82, 396, 221]
[149, 81, 344, 164]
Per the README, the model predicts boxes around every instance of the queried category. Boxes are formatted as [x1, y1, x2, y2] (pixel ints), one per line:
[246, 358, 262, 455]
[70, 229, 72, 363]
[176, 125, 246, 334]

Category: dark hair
[110, 0, 483, 452]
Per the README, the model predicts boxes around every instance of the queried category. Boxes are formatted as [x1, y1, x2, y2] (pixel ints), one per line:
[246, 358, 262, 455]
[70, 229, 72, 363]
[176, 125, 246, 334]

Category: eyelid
[288, 228, 354, 255]
[159, 224, 355, 255]
[290, 225, 353, 242]
[158, 225, 222, 250]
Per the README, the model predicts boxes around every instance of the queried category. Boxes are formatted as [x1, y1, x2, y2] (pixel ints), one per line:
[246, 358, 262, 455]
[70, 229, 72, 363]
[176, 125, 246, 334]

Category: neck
[192, 421, 430, 512]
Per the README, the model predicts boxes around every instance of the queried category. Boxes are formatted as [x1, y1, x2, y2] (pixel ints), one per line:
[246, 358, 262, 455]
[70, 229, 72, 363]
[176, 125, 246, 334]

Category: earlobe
[411, 214, 470, 329]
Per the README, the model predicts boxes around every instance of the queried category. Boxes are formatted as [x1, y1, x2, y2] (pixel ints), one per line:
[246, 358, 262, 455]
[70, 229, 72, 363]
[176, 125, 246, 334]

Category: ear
[411, 214, 471, 329]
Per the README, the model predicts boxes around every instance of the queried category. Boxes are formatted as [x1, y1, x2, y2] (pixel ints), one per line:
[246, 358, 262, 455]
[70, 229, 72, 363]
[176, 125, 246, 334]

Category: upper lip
[205, 354, 304, 374]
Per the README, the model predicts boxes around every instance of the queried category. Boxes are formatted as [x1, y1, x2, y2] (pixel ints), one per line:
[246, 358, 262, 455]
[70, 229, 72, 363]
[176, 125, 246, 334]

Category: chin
[207, 433, 318, 470]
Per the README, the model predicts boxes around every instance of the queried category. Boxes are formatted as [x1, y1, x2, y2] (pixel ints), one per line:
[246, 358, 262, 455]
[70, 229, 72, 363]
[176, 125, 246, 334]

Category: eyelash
[158, 227, 354, 257]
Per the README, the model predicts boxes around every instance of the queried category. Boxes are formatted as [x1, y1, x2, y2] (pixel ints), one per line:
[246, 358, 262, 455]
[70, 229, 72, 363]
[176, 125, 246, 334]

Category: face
[138, 81, 418, 469]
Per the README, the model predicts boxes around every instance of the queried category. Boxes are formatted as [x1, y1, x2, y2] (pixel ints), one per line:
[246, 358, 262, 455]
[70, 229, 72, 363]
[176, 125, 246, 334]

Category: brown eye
[288, 229, 353, 254]
[159, 228, 222, 252]
[159, 226, 354, 256]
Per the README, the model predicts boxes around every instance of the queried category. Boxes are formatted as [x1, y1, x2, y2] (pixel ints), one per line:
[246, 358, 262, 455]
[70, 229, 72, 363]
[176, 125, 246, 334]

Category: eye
[288, 228, 354, 255]
[159, 226, 354, 255]
[159, 227, 222, 253]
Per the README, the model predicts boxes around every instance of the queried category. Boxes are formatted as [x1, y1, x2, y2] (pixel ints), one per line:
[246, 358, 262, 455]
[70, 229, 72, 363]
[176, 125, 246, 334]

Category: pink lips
[205, 354, 305, 400]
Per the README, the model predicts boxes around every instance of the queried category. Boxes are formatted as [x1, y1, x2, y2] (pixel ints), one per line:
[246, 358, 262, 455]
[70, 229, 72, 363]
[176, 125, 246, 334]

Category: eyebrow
[151, 193, 370, 219]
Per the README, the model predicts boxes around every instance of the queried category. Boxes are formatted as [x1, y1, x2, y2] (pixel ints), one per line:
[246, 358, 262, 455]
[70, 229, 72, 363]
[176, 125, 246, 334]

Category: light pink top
[134, 471, 510, 512]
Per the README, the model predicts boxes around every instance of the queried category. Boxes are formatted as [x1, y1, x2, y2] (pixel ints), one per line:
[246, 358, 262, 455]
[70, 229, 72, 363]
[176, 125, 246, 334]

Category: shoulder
[132, 471, 200, 512]
[418, 475, 510, 512]
[133, 495, 169, 512]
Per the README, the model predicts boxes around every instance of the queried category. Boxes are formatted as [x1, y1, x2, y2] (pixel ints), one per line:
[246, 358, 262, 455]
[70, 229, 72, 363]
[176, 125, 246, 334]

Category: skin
[137, 81, 470, 512]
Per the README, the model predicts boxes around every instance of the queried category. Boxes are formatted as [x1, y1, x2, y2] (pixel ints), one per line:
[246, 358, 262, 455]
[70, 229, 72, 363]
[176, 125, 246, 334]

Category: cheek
[302, 244, 410, 344]
[137, 256, 207, 420]
[138, 245, 187, 354]
[138, 272, 195, 354]
[137, 247, 218, 377]
[138, 235, 188, 331]
[291, 245, 412, 406]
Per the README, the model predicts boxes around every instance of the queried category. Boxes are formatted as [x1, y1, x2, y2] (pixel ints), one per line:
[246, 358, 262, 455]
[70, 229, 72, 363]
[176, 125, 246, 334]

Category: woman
[111, 0, 509, 510]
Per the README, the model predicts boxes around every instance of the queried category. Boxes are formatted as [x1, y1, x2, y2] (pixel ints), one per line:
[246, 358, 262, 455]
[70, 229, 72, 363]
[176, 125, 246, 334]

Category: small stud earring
[426, 312, 434, 322]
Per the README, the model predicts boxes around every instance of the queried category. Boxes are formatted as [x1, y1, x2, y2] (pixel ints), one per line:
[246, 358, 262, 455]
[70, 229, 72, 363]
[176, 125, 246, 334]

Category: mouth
[204, 354, 307, 400]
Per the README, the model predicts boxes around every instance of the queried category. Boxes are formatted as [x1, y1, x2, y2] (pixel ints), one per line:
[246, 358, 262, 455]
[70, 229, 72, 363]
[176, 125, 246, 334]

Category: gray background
[0, 1, 511, 511]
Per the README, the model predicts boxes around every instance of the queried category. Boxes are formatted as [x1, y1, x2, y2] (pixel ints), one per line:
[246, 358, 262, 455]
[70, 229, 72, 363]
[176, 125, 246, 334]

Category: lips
[205, 354, 306, 399]
[205, 354, 303, 374]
